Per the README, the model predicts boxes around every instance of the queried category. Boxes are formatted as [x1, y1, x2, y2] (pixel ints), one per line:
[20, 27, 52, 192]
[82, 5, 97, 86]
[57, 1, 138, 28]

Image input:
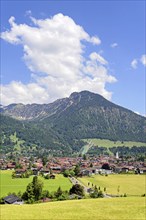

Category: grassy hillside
[85, 138, 146, 148]
[1, 197, 145, 220]
[78, 174, 145, 196]
[81, 138, 146, 154]
[0, 171, 72, 197]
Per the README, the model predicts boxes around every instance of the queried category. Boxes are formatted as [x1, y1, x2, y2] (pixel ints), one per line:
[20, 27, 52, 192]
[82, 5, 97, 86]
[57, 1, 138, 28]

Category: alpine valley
[0, 91, 146, 156]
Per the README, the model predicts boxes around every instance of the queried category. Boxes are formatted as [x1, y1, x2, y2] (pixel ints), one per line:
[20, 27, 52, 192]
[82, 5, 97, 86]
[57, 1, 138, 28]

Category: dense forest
[0, 91, 146, 156]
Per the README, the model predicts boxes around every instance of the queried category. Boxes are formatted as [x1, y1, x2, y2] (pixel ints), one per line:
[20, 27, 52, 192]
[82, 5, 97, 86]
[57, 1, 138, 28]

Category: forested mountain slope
[1, 91, 146, 155]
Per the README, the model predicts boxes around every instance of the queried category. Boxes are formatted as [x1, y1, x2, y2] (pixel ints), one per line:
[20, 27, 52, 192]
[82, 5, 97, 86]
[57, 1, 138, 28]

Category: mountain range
[0, 91, 146, 156]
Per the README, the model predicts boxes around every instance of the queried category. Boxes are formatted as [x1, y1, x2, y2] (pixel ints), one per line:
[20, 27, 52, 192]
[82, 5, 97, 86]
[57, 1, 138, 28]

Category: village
[1, 152, 146, 177]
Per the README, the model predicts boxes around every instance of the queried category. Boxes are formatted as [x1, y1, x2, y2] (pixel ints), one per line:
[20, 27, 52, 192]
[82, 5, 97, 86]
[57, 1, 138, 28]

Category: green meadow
[1, 197, 145, 220]
[82, 138, 146, 151]
[78, 174, 146, 196]
[0, 170, 72, 197]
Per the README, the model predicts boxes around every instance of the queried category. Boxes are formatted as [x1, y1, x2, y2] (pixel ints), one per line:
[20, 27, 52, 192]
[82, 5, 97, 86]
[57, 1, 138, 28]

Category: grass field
[81, 138, 146, 153]
[0, 197, 145, 220]
[80, 140, 94, 154]
[0, 170, 72, 197]
[78, 174, 146, 196]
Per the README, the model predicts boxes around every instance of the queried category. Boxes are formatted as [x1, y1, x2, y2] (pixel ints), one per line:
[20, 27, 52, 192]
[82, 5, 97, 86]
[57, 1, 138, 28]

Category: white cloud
[25, 10, 32, 16]
[90, 36, 101, 45]
[140, 54, 146, 66]
[89, 52, 108, 65]
[131, 59, 138, 69]
[110, 43, 118, 48]
[131, 54, 146, 69]
[1, 14, 117, 105]
[0, 81, 49, 105]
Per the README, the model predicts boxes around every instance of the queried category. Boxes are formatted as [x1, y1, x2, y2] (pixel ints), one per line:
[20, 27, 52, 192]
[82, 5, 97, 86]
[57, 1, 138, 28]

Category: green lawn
[0, 170, 72, 197]
[78, 174, 146, 196]
[1, 197, 145, 220]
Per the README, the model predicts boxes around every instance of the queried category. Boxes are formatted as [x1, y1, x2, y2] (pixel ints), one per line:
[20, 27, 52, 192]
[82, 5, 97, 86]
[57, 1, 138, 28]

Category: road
[69, 176, 112, 197]
[69, 176, 91, 194]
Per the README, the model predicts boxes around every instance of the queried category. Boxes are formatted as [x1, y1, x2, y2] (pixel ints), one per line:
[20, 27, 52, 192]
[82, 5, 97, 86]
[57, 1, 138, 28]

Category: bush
[44, 174, 50, 179]
[0, 197, 4, 204]
[55, 187, 63, 198]
[63, 169, 75, 177]
[57, 192, 69, 201]
[41, 190, 50, 199]
[90, 186, 104, 198]
[69, 184, 84, 197]
[63, 170, 70, 177]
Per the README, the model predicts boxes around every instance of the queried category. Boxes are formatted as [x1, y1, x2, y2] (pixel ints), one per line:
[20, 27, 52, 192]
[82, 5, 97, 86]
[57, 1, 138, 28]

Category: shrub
[69, 184, 84, 197]
[90, 186, 104, 198]
[55, 187, 63, 198]
[0, 197, 4, 204]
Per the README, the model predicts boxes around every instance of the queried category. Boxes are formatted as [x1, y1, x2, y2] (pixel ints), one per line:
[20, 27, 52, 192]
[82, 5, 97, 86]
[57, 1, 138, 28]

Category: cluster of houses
[0, 153, 146, 176]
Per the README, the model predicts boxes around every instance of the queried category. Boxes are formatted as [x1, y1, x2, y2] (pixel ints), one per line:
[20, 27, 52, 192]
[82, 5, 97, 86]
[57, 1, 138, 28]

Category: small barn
[4, 194, 24, 205]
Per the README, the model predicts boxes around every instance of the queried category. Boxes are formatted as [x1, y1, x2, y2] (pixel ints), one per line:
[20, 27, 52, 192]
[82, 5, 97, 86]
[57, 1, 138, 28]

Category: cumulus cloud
[25, 10, 32, 16]
[131, 54, 146, 70]
[1, 13, 117, 105]
[89, 52, 108, 65]
[1, 81, 49, 104]
[110, 42, 118, 48]
[140, 54, 146, 66]
[131, 59, 138, 69]
[90, 36, 101, 45]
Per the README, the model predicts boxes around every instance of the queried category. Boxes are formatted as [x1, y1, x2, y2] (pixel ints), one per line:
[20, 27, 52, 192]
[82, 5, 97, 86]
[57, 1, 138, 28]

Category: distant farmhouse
[4, 195, 24, 205]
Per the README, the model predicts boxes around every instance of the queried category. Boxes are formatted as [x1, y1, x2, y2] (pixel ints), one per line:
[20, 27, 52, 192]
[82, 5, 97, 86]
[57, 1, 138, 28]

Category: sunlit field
[1, 197, 145, 220]
[0, 170, 72, 197]
[78, 174, 146, 196]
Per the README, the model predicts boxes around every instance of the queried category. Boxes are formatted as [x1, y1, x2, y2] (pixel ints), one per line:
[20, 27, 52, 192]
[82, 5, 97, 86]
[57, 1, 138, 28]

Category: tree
[32, 176, 44, 200]
[41, 190, 50, 199]
[15, 163, 23, 169]
[22, 176, 43, 203]
[55, 187, 63, 198]
[57, 191, 69, 201]
[17, 191, 22, 198]
[90, 163, 93, 167]
[42, 156, 48, 166]
[74, 165, 81, 176]
[104, 187, 106, 193]
[63, 169, 75, 177]
[90, 186, 104, 198]
[44, 174, 50, 179]
[117, 185, 120, 196]
[0, 197, 4, 204]
[101, 163, 110, 170]
[83, 154, 87, 160]
[69, 184, 84, 196]
[12, 172, 16, 178]
[63, 169, 70, 177]
[22, 183, 35, 203]
[69, 170, 75, 177]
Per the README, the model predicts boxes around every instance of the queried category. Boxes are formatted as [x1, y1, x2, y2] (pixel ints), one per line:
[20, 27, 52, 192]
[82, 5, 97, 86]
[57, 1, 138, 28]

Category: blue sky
[1, 0, 145, 116]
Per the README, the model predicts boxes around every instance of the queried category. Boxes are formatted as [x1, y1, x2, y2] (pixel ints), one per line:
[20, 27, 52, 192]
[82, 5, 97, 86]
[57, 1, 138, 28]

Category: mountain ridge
[0, 91, 146, 156]
[1, 90, 144, 120]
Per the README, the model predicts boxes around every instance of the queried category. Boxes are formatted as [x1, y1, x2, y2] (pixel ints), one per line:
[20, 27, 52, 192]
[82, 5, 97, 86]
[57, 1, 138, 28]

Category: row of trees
[20, 176, 85, 203]
[7, 176, 103, 204]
